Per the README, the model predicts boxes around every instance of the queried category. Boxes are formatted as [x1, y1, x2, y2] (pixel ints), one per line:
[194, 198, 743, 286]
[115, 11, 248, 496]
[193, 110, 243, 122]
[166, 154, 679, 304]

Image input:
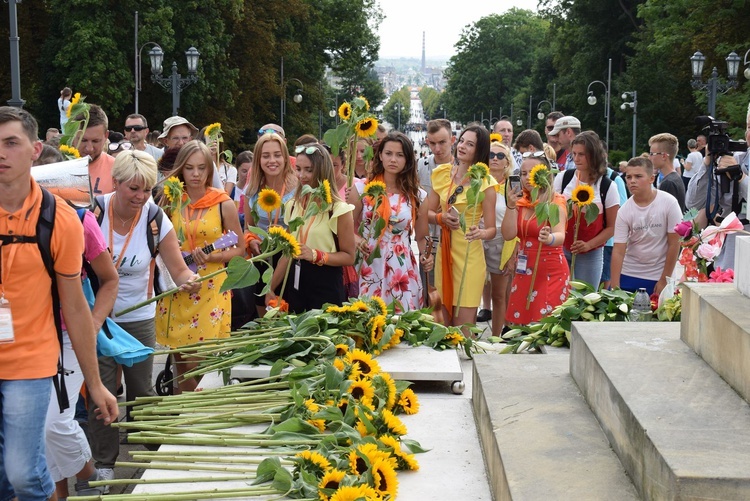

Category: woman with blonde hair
[503, 154, 569, 326]
[156, 140, 244, 392]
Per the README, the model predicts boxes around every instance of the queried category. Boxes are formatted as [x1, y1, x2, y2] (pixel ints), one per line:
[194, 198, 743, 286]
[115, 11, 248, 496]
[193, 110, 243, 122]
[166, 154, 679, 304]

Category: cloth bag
[82, 277, 153, 366]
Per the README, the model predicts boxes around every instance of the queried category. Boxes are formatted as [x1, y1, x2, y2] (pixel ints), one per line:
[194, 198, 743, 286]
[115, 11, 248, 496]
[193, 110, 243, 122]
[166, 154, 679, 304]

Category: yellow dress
[432, 163, 497, 308]
[156, 203, 231, 348]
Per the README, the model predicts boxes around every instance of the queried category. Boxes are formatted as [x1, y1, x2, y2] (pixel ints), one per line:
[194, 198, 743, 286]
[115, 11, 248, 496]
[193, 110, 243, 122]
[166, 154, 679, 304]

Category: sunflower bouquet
[526, 163, 561, 309]
[204, 122, 233, 169]
[323, 96, 379, 187]
[567, 183, 598, 279]
[286, 179, 334, 234]
[162, 176, 191, 243]
[58, 92, 89, 161]
[455, 162, 490, 311]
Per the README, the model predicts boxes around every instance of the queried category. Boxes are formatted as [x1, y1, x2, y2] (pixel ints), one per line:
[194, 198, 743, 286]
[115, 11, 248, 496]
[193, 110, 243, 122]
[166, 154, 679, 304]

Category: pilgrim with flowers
[426, 124, 496, 330]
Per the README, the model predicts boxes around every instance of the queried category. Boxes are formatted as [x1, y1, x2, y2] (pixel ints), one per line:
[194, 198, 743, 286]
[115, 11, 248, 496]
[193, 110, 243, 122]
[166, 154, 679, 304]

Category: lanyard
[108, 198, 142, 270]
[270, 183, 287, 226]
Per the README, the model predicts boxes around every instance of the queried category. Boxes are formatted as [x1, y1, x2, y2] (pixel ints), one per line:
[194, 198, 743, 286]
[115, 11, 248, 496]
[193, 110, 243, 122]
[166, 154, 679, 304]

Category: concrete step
[473, 353, 638, 501]
[571, 322, 750, 500]
[681, 282, 750, 403]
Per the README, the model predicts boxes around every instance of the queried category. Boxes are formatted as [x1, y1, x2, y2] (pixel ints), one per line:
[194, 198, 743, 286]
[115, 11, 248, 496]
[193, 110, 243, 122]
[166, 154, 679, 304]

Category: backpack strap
[93, 195, 105, 226]
[145, 203, 163, 299]
[37, 188, 69, 413]
[560, 168, 575, 193]
[599, 175, 612, 228]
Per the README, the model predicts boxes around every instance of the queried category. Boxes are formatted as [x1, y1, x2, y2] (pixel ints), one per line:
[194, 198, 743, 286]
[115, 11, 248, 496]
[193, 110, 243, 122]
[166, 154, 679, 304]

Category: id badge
[0, 298, 15, 344]
[293, 260, 301, 290]
[516, 252, 528, 274]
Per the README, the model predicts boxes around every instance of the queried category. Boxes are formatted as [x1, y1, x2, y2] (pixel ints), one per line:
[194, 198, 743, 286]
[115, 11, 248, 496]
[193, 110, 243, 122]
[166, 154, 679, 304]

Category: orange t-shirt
[89, 153, 115, 195]
[0, 180, 85, 379]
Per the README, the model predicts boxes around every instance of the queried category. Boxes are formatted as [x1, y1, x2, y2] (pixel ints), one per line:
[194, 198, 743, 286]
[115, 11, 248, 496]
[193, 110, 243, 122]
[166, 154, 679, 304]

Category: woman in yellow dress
[156, 140, 244, 392]
[426, 124, 497, 330]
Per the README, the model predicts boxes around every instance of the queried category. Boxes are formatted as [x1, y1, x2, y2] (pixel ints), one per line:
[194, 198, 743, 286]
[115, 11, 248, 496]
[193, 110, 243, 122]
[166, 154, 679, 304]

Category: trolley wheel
[155, 368, 174, 396]
[451, 380, 465, 394]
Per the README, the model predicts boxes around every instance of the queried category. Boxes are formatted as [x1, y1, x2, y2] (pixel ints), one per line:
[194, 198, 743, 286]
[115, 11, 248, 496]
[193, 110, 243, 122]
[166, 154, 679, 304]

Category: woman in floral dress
[350, 132, 432, 311]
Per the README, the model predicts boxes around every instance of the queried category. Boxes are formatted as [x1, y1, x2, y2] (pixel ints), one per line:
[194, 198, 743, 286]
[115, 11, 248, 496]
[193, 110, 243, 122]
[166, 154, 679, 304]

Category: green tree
[419, 87, 443, 120]
[383, 87, 411, 131]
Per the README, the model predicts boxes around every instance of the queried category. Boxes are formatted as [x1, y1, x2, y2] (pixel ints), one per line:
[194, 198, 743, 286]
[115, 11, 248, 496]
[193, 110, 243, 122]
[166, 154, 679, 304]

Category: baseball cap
[548, 116, 581, 136]
[158, 116, 198, 139]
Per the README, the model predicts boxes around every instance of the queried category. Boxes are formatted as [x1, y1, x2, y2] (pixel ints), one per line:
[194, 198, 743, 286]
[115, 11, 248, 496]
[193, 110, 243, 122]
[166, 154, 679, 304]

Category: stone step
[681, 282, 750, 403]
[473, 353, 638, 501]
[571, 322, 750, 500]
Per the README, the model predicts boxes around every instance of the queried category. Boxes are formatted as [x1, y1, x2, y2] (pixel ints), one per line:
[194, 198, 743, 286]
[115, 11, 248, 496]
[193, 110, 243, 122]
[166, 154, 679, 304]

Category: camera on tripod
[696, 115, 747, 158]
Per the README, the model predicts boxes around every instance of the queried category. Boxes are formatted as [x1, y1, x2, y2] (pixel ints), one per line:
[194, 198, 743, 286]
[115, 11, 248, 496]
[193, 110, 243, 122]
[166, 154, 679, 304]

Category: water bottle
[629, 288, 652, 321]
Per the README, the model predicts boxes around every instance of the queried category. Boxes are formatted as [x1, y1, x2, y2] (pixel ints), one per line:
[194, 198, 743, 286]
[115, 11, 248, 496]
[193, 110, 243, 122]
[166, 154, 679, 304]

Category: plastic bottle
[629, 288, 652, 321]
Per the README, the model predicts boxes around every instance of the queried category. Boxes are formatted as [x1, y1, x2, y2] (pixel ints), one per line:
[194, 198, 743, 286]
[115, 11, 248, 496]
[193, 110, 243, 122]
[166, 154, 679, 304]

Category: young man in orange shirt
[0, 106, 118, 501]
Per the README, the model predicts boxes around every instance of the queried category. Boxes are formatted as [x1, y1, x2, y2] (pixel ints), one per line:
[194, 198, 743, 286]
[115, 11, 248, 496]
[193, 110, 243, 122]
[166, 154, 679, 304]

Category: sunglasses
[489, 152, 506, 160]
[124, 125, 147, 132]
[258, 128, 284, 137]
[522, 151, 546, 159]
[648, 151, 667, 157]
[448, 185, 464, 205]
[295, 144, 322, 155]
[545, 125, 555, 132]
[108, 141, 133, 152]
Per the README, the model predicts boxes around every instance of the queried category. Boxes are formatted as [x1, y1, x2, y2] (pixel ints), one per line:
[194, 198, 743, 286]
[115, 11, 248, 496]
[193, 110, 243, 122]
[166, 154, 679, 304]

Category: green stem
[526, 224, 546, 310]
[114, 250, 279, 317]
[69, 487, 284, 501]
[570, 209, 581, 280]
[88, 474, 256, 486]
[278, 257, 293, 303]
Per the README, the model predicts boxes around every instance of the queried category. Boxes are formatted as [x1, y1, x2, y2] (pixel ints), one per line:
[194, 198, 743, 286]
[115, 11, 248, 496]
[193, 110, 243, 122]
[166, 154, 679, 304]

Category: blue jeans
[565, 247, 604, 289]
[601, 245, 613, 283]
[0, 378, 55, 501]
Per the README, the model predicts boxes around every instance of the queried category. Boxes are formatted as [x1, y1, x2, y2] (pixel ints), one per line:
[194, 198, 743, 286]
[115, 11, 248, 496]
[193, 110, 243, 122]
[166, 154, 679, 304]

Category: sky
[376, 0, 542, 60]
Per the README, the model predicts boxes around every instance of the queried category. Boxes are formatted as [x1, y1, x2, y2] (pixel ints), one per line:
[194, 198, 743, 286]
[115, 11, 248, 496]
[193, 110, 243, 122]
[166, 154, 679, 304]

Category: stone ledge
[571, 322, 750, 500]
[473, 354, 638, 501]
[681, 282, 750, 403]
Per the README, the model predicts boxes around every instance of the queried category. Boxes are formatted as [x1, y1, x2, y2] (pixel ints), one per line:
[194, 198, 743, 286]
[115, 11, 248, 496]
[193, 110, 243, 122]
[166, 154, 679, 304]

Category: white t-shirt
[99, 194, 174, 323]
[613, 190, 682, 280]
[553, 171, 621, 212]
[683, 151, 702, 178]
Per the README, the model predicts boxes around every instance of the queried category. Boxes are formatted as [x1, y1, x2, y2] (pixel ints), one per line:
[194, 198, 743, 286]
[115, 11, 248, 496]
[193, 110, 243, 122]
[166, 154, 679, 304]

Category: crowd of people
[1, 91, 749, 499]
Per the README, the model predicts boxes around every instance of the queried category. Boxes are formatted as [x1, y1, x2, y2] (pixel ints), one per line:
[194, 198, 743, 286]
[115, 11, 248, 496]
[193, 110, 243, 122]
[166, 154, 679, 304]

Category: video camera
[696, 116, 747, 158]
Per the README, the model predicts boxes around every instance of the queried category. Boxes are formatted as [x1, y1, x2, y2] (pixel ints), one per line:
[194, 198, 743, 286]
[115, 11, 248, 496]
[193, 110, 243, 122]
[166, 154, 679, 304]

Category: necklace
[112, 196, 136, 225]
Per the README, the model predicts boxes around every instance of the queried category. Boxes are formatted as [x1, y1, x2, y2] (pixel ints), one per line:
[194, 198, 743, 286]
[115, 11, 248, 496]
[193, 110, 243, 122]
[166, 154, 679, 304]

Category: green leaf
[583, 203, 600, 225]
[287, 216, 305, 233]
[220, 257, 261, 292]
[272, 467, 293, 492]
[254, 457, 282, 485]
[548, 203, 560, 227]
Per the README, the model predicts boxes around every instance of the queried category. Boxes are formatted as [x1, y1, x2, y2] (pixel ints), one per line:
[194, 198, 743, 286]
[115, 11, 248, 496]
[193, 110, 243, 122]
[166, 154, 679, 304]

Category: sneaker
[76, 471, 105, 497]
[96, 468, 115, 494]
[477, 308, 492, 322]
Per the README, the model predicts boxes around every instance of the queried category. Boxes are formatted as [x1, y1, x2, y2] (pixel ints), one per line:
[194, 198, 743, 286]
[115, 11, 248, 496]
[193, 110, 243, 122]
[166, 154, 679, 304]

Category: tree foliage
[383, 87, 411, 131]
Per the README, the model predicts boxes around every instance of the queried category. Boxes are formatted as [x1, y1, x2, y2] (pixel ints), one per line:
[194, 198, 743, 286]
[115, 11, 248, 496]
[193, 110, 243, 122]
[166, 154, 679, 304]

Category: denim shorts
[0, 378, 55, 501]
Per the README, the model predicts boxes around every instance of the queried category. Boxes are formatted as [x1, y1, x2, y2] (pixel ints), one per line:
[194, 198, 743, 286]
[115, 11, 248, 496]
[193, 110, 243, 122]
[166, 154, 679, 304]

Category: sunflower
[268, 226, 301, 258]
[66, 92, 82, 118]
[363, 180, 387, 199]
[59, 144, 81, 158]
[371, 458, 399, 499]
[304, 398, 321, 414]
[397, 388, 420, 415]
[345, 349, 381, 377]
[295, 450, 331, 473]
[528, 163, 549, 189]
[374, 372, 397, 410]
[371, 296, 387, 316]
[257, 188, 282, 213]
[369, 315, 386, 345]
[162, 176, 184, 203]
[338, 102, 352, 121]
[307, 418, 326, 432]
[333, 358, 346, 372]
[351, 300, 370, 312]
[571, 184, 595, 206]
[318, 468, 346, 500]
[469, 161, 490, 179]
[204, 122, 222, 139]
[381, 409, 407, 436]
[321, 179, 333, 205]
[355, 117, 378, 138]
[330, 485, 378, 501]
[348, 378, 376, 404]
[383, 328, 403, 351]
[489, 132, 503, 143]
[444, 331, 465, 346]
[359, 96, 370, 110]
[348, 448, 369, 475]
[335, 343, 350, 357]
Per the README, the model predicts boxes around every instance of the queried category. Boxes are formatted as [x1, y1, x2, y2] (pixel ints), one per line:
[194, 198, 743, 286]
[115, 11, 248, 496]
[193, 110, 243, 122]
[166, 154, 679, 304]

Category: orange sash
[188, 187, 231, 209]
[439, 218, 453, 321]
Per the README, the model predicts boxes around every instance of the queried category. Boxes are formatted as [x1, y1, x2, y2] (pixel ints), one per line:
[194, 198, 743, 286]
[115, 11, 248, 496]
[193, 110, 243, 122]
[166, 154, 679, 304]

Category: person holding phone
[426, 124, 497, 331]
[502, 155, 569, 326]
[481, 140, 516, 336]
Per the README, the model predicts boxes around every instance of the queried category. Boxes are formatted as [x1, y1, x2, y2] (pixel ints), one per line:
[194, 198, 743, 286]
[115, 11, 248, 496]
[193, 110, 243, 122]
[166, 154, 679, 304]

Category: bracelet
[507, 206, 517, 211]
[321, 252, 329, 265]
[549, 233, 556, 246]
[311, 249, 319, 264]
[436, 213, 443, 225]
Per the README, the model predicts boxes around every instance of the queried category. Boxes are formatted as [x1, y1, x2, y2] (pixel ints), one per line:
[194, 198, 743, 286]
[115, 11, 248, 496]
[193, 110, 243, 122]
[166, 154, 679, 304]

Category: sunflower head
[571, 184, 595, 206]
[268, 226, 301, 258]
[318, 468, 346, 499]
[345, 349, 381, 378]
[204, 122, 222, 140]
[371, 296, 387, 316]
[65, 92, 85, 118]
[355, 117, 378, 138]
[490, 132, 503, 143]
[528, 163, 550, 189]
[338, 102, 352, 121]
[162, 176, 185, 204]
[469, 162, 490, 180]
[363, 180, 387, 199]
[59, 144, 81, 159]
[257, 188, 282, 213]
[321, 179, 333, 205]
[294, 450, 330, 475]
[371, 458, 399, 498]
[397, 388, 420, 415]
[381, 408, 407, 436]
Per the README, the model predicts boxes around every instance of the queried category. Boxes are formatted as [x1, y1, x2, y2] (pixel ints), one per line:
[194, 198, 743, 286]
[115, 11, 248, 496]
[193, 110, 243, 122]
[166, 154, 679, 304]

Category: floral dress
[506, 207, 570, 325]
[358, 190, 425, 312]
[156, 203, 230, 348]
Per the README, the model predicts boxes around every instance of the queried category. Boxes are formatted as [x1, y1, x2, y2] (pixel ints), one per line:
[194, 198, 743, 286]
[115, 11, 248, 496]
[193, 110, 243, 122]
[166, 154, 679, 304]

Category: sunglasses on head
[295, 144, 322, 155]
[522, 151, 546, 159]
[448, 185, 464, 205]
[258, 128, 283, 137]
[489, 152, 506, 160]
[124, 125, 147, 132]
[108, 141, 133, 152]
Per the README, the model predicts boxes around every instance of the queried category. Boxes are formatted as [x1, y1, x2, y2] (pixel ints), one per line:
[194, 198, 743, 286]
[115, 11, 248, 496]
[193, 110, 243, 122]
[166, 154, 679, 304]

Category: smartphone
[448, 206, 459, 217]
[508, 175, 522, 193]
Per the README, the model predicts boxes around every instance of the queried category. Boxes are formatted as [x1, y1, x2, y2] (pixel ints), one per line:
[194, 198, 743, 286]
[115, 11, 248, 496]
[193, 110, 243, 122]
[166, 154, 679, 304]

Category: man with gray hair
[124, 114, 163, 161]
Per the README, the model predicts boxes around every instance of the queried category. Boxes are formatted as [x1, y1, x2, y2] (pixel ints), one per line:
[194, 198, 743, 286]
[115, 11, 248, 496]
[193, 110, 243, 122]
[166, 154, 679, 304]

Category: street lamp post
[536, 100, 553, 120]
[621, 91, 638, 158]
[148, 46, 200, 117]
[743, 49, 750, 81]
[6, 0, 25, 107]
[690, 50, 740, 117]
[586, 58, 612, 150]
[527, 95, 533, 129]
[515, 110, 528, 128]
[279, 58, 303, 129]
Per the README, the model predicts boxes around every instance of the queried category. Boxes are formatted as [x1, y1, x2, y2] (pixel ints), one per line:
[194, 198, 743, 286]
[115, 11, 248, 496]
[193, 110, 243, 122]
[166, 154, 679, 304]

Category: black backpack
[560, 169, 616, 227]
